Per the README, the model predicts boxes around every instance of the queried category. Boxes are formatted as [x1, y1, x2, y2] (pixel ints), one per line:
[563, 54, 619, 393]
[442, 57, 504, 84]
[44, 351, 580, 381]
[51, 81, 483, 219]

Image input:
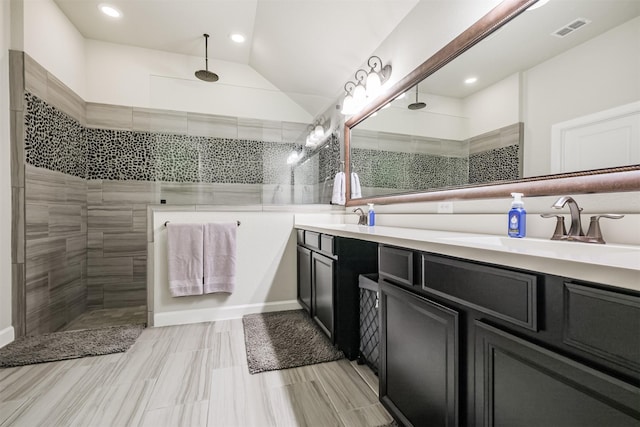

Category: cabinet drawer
[379, 245, 414, 287]
[304, 231, 320, 250]
[296, 229, 304, 244]
[320, 234, 335, 256]
[563, 283, 640, 373]
[475, 321, 640, 426]
[422, 254, 538, 331]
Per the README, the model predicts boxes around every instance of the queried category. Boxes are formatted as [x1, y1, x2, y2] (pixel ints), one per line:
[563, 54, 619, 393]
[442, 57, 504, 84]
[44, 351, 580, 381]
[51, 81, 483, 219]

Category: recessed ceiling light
[464, 77, 478, 85]
[230, 33, 246, 43]
[99, 4, 122, 18]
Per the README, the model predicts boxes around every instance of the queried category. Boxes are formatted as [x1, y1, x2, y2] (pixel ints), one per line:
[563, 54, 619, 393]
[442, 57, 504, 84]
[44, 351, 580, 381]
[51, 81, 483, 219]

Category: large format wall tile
[25, 166, 87, 334]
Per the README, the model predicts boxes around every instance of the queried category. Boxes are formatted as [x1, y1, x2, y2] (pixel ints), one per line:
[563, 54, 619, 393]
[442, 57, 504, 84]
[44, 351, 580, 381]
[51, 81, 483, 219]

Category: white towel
[331, 172, 345, 205]
[203, 222, 237, 294]
[167, 223, 204, 297]
[351, 172, 362, 199]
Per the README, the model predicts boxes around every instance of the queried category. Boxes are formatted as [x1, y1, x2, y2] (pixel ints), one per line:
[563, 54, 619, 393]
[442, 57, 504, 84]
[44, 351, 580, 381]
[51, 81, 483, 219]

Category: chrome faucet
[353, 208, 367, 225]
[552, 196, 584, 237]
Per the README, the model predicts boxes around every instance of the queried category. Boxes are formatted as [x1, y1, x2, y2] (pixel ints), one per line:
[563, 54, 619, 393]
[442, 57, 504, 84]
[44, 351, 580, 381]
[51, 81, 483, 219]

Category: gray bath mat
[242, 310, 344, 374]
[0, 324, 145, 368]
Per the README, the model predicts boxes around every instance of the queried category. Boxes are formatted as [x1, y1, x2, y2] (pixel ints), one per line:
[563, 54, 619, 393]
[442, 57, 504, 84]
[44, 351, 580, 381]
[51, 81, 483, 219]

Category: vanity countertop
[295, 222, 640, 291]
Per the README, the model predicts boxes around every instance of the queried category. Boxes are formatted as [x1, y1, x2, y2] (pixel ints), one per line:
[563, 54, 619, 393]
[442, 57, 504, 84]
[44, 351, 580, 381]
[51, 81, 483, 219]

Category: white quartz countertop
[295, 222, 640, 291]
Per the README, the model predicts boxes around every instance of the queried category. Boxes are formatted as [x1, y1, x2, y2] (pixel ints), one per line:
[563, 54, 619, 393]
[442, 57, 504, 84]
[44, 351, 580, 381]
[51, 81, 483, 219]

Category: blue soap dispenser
[367, 203, 376, 226]
[508, 192, 526, 238]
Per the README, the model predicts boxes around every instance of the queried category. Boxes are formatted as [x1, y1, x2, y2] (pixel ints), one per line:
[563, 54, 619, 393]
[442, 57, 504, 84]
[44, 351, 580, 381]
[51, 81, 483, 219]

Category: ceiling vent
[552, 18, 591, 38]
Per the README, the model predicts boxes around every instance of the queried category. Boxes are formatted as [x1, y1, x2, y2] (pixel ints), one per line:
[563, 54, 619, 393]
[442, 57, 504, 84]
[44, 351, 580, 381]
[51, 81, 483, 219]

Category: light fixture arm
[355, 69, 368, 85]
[344, 81, 356, 95]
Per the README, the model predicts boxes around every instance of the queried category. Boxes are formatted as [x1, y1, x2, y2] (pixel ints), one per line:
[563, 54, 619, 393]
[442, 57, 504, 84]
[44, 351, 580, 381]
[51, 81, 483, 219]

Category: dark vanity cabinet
[378, 244, 640, 427]
[380, 281, 459, 426]
[296, 229, 378, 359]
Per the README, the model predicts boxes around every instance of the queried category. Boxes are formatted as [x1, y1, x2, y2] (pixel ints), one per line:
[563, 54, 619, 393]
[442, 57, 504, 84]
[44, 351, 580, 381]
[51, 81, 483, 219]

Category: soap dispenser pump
[367, 203, 376, 226]
[508, 193, 526, 238]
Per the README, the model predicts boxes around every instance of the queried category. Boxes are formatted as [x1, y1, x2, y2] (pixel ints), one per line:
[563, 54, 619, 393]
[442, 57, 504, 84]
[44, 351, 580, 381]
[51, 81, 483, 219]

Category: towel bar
[164, 220, 241, 227]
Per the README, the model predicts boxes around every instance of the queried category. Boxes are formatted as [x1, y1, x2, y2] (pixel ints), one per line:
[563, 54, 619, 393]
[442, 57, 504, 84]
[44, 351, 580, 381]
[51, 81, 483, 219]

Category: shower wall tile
[88, 206, 133, 232]
[237, 118, 283, 142]
[9, 51, 25, 111]
[10, 111, 25, 185]
[87, 257, 133, 280]
[87, 180, 104, 204]
[12, 187, 25, 264]
[25, 167, 68, 204]
[469, 123, 522, 154]
[49, 204, 82, 237]
[67, 235, 88, 265]
[26, 203, 48, 240]
[469, 144, 520, 184]
[133, 204, 149, 232]
[49, 262, 82, 291]
[23, 53, 47, 103]
[187, 113, 238, 138]
[46, 73, 86, 125]
[88, 231, 104, 258]
[11, 263, 26, 337]
[133, 107, 188, 134]
[209, 183, 262, 205]
[87, 103, 134, 130]
[101, 181, 158, 204]
[103, 232, 147, 258]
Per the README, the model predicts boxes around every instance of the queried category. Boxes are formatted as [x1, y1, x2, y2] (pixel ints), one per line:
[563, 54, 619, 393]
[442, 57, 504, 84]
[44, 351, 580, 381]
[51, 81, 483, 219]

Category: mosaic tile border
[24, 92, 308, 185]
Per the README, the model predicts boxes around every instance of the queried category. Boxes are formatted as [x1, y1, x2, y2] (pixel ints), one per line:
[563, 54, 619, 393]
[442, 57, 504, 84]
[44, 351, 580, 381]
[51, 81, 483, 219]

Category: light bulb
[365, 71, 382, 99]
[353, 84, 367, 110]
[313, 125, 324, 139]
[341, 95, 355, 115]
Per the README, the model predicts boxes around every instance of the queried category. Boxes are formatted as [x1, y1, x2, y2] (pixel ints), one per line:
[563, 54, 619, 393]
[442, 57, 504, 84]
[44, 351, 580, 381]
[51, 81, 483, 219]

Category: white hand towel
[351, 172, 362, 199]
[331, 172, 345, 205]
[167, 223, 204, 297]
[203, 222, 237, 294]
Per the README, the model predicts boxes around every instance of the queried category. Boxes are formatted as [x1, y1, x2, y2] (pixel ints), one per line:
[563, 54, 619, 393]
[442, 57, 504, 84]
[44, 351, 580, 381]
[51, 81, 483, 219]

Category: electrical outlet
[437, 202, 453, 213]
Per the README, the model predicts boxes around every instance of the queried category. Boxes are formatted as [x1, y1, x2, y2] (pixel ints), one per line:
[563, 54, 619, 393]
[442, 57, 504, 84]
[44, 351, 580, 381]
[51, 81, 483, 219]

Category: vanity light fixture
[305, 120, 326, 147]
[340, 55, 392, 116]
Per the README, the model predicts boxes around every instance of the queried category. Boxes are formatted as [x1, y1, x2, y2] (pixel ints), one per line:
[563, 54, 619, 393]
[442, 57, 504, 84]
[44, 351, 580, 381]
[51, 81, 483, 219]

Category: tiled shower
[12, 51, 336, 336]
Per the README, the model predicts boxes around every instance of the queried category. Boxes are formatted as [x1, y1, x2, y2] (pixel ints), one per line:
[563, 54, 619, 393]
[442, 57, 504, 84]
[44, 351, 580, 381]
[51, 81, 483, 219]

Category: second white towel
[351, 172, 362, 199]
[331, 172, 346, 205]
[203, 222, 237, 294]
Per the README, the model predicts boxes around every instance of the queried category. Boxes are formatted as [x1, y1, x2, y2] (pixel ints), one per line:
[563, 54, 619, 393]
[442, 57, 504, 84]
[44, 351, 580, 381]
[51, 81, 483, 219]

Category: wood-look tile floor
[0, 318, 392, 427]
[60, 306, 148, 332]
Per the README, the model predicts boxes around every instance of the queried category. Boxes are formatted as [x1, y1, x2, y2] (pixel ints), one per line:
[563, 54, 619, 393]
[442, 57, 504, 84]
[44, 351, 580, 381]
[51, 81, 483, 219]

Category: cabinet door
[312, 252, 335, 339]
[297, 245, 312, 314]
[475, 321, 640, 426]
[380, 281, 459, 427]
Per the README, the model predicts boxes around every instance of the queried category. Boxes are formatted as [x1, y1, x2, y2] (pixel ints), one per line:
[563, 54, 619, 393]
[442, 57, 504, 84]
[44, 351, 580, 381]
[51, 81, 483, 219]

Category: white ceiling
[53, 0, 419, 116]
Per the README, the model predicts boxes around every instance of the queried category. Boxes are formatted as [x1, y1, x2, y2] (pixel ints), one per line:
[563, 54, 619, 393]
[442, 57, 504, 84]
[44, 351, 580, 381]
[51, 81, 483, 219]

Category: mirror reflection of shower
[408, 84, 426, 110]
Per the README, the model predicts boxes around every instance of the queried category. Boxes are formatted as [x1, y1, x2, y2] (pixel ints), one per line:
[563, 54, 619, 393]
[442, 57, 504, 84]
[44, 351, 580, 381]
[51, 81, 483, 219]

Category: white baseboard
[153, 300, 302, 327]
[0, 326, 15, 348]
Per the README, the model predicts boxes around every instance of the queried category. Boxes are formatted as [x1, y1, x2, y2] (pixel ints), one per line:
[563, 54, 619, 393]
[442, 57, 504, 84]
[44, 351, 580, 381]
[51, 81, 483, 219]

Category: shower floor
[60, 305, 147, 331]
